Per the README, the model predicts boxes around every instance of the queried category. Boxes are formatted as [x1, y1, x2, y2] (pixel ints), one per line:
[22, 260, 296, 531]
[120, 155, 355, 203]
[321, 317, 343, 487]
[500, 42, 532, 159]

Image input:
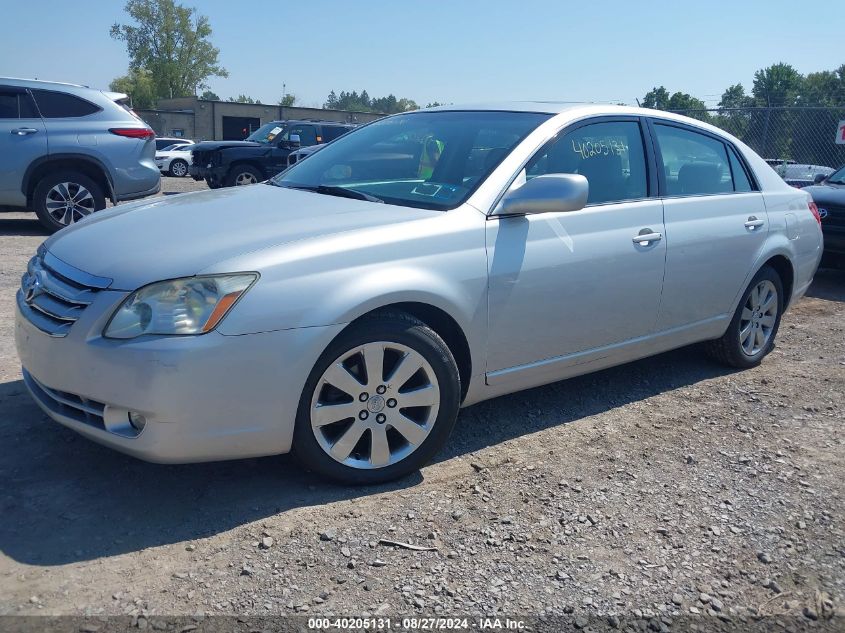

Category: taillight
[109, 127, 155, 140]
[808, 200, 822, 227]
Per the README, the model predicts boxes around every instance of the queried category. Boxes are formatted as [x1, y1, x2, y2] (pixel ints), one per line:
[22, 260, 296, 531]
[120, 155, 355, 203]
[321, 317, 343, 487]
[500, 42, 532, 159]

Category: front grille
[23, 369, 106, 430]
[192, 150, 213, 167]
[819, 204, 844, 228]
[17, 249, 111, 337]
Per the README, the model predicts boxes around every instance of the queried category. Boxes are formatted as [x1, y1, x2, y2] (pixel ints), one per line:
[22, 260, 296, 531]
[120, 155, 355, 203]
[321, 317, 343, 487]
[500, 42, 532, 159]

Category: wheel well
[355, 302, 472, 401]
[25, 158, 112, 204]
[764, 255, 794, 308]
[228, 161, 264, 176]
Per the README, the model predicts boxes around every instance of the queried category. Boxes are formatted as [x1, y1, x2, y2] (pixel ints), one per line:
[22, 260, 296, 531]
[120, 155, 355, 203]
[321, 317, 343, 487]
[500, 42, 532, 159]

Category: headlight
[104, 274, 257, 339]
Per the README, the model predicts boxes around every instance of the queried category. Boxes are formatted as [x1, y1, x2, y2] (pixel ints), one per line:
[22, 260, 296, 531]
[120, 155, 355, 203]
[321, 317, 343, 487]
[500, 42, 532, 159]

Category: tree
[199, 90, 220, 101]
[110, 68, 157, 109]
[110, 0, 227, 101]
[641, 86, 707, 120]
[227, 94, 257, 104]
[279, 93, 296, 106]
[718, 84, 754, 110]
[751, 63, 803, 107]
[642, 86, 670, 110]
[324, 90, 420, 113]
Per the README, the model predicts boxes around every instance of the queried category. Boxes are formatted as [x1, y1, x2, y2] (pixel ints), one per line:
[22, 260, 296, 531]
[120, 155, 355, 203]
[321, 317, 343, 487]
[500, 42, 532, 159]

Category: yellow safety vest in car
[419, 138, 444, 180]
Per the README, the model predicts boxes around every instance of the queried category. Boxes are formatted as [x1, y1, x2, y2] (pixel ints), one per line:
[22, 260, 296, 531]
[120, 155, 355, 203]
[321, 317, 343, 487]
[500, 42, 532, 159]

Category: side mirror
[288, 133, 301, 148]
[813, 173, 826, 184]
[492, 174, 588, 216]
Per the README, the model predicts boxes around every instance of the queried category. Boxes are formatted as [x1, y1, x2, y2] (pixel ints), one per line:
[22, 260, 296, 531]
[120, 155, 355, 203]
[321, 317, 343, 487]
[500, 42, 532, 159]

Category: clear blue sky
[0, 0, 840, 108]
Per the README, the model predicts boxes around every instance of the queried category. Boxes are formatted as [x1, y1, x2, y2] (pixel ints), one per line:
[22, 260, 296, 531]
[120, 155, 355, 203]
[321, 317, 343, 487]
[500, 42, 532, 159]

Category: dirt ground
[0, 178, 842, 631]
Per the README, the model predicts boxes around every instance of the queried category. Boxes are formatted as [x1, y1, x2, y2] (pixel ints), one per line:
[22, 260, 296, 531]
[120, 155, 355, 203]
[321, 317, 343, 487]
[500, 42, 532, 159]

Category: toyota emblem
[23, 271, 44, 305]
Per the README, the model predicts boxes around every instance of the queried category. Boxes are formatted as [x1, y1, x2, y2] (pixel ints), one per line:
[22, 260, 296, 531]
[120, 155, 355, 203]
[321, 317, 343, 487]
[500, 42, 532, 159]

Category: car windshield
[246, 122, 286, 144]
[160, 144, 183, 151]
[827, 165, 845, 184]
[270, 110, 551, 210]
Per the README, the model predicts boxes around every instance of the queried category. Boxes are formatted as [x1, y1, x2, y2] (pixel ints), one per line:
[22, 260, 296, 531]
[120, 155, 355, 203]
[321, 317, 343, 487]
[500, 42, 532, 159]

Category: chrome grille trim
[18, 251, 107, 337]
[23, 369, 106, 430]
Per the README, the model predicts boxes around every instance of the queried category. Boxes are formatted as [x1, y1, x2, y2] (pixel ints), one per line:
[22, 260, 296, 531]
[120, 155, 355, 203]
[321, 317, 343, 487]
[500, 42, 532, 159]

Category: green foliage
[110, 0, 227, 100]
[642, 86, 707, 113]
[751, 62, 804, 106]
[642, 86, 670, 110]
[325, 90, 420, 114]
[227, 94, 257, 104]
[109, 68, 157, 109]
[199, 90, 220, 101]
[642, 63, 845, 167]
[279, 93, 296, 107]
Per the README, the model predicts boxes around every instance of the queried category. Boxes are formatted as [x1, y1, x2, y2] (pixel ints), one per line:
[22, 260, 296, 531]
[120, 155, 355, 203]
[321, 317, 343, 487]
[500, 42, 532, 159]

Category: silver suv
[0, 78, 160, 232]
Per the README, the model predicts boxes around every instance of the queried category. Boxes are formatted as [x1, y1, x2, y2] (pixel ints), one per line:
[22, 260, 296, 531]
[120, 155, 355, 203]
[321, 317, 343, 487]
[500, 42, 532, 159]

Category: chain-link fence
[671, 107, 845, 171]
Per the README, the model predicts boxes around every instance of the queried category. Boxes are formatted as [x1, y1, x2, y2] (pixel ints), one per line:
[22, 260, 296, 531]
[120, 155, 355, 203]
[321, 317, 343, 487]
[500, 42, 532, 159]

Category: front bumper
[189, 164, 226, 182]
[15, 294, 344, 463]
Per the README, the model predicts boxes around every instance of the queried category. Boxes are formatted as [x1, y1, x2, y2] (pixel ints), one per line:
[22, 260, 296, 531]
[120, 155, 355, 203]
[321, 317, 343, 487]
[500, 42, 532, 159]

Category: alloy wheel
[310, 342, 441, 469]
[45, 182, 95, 226]
[234, 172, 258, 186]
[740, 279, 778, 356]
[171, 161, 188, 177]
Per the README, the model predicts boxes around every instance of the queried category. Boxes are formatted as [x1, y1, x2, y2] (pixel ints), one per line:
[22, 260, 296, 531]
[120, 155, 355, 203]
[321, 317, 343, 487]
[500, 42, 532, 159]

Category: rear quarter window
[31, 89, 101, 118]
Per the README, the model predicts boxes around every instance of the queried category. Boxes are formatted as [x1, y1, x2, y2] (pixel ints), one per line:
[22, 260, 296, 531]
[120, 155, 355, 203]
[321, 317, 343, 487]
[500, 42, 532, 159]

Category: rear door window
[30, 89, 100, 118]
[525, 120, 649, 204]
[653, 124, 734, 195]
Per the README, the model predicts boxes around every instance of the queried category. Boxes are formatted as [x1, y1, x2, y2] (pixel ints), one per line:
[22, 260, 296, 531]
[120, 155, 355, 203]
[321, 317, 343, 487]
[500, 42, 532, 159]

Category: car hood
[804, 183, 845, 205]
[44, 185, 440, 290]
[190, 140, 263, 152]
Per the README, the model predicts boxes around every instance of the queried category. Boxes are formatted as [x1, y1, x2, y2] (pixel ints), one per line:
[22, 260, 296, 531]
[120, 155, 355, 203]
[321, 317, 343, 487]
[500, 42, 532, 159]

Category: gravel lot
[0, 177, 842, 631]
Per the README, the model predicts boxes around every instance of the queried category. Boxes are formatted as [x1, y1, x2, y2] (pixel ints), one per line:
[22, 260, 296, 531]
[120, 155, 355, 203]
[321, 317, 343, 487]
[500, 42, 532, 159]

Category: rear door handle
[633, 231, 662, 245]
[10, 127, 38, 136]
[744, 216, 765, 229]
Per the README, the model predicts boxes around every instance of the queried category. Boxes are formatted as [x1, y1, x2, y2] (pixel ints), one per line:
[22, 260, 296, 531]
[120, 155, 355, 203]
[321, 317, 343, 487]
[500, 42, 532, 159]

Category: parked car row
[764, 158, 836, 188]
[15, 102, 824, 484]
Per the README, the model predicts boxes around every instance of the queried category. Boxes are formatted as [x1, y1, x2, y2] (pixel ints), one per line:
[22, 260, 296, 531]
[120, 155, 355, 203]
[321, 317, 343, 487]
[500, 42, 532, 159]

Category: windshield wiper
[280, 184, 384, 203]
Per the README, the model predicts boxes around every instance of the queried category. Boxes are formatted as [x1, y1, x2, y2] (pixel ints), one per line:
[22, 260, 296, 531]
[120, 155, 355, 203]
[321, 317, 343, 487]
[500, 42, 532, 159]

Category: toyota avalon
[15, 104, 823, 484]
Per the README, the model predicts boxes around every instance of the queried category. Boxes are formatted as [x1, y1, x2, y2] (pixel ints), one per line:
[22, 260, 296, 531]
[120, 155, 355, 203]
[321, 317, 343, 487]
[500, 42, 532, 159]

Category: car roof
[417, 102, 749, 142]
[0, 76, 91, 89]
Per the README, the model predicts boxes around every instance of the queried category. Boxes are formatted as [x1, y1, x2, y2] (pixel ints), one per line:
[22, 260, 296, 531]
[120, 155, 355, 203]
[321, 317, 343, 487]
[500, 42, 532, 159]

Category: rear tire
[225, 165, 263, 187]
[292, 311, 461, 485]
[168, 159, 189, 178]
[205, 177, 223, 189]
[32, 170, 106, 233]
[704, 265, 783, 368]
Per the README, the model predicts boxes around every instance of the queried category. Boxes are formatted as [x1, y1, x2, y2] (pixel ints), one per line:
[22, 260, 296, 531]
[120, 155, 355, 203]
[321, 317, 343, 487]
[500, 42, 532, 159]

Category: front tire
[704, 265, 783, 368]
[32, 170, 106, 233]
[292, 312, 461, 485]
[225, 165, 263, 187]
[168, 159, 189, 177]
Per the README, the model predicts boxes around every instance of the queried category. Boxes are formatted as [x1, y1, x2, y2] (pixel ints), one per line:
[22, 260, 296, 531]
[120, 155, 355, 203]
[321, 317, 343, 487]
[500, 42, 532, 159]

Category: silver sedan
[15, 104, 823, 484]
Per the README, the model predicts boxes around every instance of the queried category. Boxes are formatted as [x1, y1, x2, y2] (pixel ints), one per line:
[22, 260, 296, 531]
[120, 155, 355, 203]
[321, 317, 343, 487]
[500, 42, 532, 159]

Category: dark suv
[189, 120, 354, 188]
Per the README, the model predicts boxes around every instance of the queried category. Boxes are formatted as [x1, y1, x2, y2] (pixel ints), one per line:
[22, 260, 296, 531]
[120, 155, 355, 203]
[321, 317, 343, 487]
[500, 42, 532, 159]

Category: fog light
[128, 411, 147, 432]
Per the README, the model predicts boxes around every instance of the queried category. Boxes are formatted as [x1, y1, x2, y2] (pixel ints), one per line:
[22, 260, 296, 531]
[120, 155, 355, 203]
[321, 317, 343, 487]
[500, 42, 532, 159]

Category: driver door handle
[10, 127, 38, 136]
[633, 231, 662, 245]
[744, 216, 765, 229]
